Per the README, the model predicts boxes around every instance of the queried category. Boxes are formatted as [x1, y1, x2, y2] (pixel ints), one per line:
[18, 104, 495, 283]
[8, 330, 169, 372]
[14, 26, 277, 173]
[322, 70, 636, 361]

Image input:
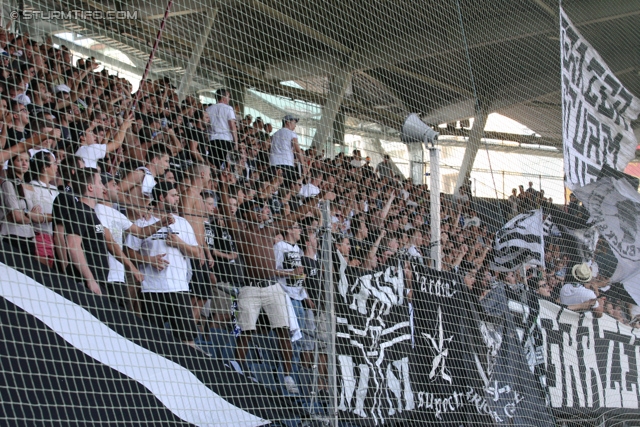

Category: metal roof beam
[247, 0, 351, 54]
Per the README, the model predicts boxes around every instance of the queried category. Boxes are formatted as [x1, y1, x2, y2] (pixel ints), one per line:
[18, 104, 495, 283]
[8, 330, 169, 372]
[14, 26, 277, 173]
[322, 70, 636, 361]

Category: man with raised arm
[125, 181, 201, 346]
[118, 143, 171, 209]
[219, 171, 319, 394]
[96, 172, 175, 309]
[74, 113, 133, 168]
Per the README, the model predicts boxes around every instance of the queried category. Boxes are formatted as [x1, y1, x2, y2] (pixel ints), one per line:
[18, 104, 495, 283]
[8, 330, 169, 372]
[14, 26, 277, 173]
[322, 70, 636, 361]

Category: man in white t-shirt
[272, 221, 309, 394]
[74, 115, 133, 169]
[350, 149, 363, 168]
[299, 169, 322, 199]
[274, 222, 311, 303]
[559, 263, 604, 317]
[125, 181, 201, 346]
[270, 114, 303, 188]
[205, 88, 237, 169]
[95, 172, 175, 310]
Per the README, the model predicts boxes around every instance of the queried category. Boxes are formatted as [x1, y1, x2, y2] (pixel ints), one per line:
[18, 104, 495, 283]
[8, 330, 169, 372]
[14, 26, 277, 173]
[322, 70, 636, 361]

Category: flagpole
[559, 0, 568, 212]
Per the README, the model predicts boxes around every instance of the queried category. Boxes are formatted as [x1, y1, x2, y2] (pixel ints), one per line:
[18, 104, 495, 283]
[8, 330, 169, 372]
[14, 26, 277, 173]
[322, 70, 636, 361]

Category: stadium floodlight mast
[401, 113, 442, 270]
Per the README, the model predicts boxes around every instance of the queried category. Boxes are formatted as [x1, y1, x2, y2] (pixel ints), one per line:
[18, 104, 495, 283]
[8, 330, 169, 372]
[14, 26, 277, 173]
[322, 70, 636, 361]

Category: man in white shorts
[220, 175, 319, 394]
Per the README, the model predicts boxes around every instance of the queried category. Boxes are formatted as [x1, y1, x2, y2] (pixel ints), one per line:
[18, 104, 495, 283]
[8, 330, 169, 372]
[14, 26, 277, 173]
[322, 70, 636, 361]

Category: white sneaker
[283, 375, 300, 394]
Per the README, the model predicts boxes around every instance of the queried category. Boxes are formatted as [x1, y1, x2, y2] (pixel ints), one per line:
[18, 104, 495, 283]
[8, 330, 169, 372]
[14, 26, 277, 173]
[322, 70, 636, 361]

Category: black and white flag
[560, 7, 640, 190]
[334, 257, 413, 425]
[559, 225, 599, 265]
[472, 283, 556, 427]
[0, 242, 301, 426]
[491, 209, 545, 272]
[542, 215, 561, 238]
[573, 176, 640, 304]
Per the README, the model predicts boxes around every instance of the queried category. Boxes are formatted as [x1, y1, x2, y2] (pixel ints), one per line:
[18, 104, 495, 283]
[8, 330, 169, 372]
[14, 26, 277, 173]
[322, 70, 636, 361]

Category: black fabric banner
[473, 283, 556, 427]
[409, 265, 494, 426]
[537, 299, 640, 417]
[0, 241, 303, 426]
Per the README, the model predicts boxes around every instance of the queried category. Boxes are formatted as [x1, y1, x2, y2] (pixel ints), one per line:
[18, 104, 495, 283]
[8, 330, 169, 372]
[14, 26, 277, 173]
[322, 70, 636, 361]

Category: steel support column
[454, 108, 488, 194]
[311, 68, 352, 158]
[178, 9, 217, 101]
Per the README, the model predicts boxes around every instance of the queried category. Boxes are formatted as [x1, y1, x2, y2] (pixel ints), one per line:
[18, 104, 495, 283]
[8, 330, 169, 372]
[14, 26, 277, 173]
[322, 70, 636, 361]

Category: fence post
[320, 200, 338, 426]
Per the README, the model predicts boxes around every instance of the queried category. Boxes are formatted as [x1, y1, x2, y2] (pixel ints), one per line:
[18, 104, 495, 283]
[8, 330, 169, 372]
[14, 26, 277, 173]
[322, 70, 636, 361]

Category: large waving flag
[0, 242, 303, 426]
[573, 177, 640, 305]
[560, 7, 640, 190]
[491, 209, 545, 272]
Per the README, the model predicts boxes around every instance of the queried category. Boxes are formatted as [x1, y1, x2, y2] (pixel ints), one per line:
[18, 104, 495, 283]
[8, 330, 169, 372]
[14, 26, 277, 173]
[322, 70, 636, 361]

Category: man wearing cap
[559, 263, 604, 317]
[205, 88, 237, 169]
[270, 114, 303, 188]
[53, 83, 73, 106]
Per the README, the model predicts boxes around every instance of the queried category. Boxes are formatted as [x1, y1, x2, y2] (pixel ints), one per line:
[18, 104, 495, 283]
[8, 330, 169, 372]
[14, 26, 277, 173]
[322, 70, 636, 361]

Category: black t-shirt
[205, 220, 237, 256]
[7, 127, 30, 147]
[301, 255, 321, 309]
[52, 189, 78, 227]
[204, 219, 244, 285]
[53, 194, 109, 284]
[349, 237, 371, 264]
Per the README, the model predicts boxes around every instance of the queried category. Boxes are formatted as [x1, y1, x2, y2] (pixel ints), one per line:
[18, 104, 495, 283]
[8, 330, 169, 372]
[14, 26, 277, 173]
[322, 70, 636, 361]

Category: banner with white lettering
[560, 7, 640, 190]
[410, 265, 495, 425]
[335, 257, 640, 424]
[473, 282, 556, 427]
[537, 299, 640, 414]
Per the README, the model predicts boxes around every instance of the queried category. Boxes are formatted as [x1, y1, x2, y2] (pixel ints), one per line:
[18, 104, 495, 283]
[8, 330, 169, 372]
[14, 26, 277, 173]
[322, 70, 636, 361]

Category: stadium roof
[23, 0, 640, 149]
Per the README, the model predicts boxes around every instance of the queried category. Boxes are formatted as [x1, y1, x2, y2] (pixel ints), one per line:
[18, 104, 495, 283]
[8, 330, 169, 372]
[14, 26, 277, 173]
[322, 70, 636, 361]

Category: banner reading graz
[537, 299, 640, 414]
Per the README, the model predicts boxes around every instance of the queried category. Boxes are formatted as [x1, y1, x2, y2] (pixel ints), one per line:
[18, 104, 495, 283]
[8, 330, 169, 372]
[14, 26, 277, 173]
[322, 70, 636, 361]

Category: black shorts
[190, 258, 212, 300]
[141, 291, 198, 342]
[270, 165, 298, 188]
[210, 139, 234, 169]
[4, 235, 35, 257]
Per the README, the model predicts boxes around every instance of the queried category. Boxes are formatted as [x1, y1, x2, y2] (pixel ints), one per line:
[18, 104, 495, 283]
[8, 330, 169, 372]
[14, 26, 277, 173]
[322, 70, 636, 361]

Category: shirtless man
[179, 163, 215, 322]
[118, 143, 172, 209]
[219, 171, 319, 394]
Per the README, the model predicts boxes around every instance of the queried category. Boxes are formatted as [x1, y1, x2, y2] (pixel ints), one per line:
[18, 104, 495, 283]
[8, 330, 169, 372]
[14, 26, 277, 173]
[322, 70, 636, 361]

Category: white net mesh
[1, 0, 640, 426]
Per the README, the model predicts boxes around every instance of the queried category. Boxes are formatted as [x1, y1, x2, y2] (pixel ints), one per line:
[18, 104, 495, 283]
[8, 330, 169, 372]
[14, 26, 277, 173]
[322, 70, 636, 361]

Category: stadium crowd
[0, 30, 636, 395]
